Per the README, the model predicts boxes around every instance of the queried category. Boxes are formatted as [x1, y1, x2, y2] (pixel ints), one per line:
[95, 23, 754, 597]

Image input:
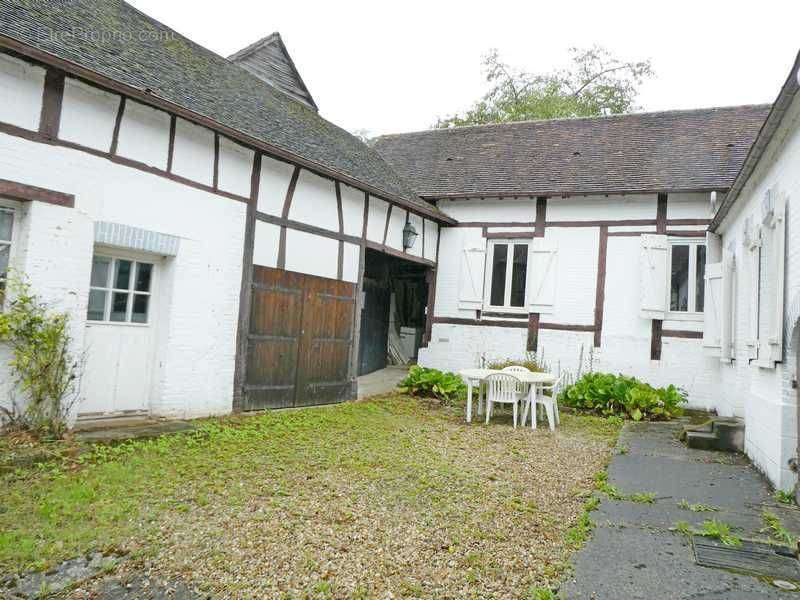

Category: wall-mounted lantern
[402, 218, 418, 251]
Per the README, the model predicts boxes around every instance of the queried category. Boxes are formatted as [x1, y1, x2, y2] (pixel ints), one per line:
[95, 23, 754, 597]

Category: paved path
[562, 421, 800, 599]
[356, 365, 408, 398]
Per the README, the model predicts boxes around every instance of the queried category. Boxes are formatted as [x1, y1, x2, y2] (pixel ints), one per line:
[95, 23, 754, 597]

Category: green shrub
[486, 352, 543, 373]
[559, 372, 686, 421]
[399, 366, 466, 404]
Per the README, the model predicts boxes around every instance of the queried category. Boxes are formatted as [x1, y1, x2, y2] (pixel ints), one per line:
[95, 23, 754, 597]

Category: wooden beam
[0, 178, 74, 207]
[166, 115, 176, 173]
[277, 167, 301, 269]
[38, 69, 64, 139]
[650, 319, 663, 360]
[594, 225, 608, 347]
[109, 96, 126, 155]
[656, 193, 668, 234]
[662, 329, 703, 339]
[534, 196, 547, 237]
[212, 133, 220, 190]
[527, 313, 540, 352]
[232, 153, 262, 412]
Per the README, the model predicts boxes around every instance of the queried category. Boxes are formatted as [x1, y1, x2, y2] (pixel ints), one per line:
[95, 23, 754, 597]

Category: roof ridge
[376, 103, 774, 139]
[226, 32, 281, 62]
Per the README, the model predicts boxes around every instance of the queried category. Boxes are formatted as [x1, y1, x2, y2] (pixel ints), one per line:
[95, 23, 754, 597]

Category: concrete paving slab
[563, 421, 799, 599]
[75, 420, 196, 443]
[357, 366, 409, 399]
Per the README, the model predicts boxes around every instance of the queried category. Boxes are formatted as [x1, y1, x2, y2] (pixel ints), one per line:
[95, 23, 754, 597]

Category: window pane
[0, 244, 9, 275]
[110, 292, 129, 322]
[489, 244, 508, 306]
[510, 244, 528, 307]
[695, 245, 706, 312]
[670, 245, 690, 311]
[90, 256, 111, 288]
[135, 262, 153, 292]
[131, 294, 149, 323]
[113, 259, 132, 290]
[87, 289, 107, 321]
[0, 211, 12, 242]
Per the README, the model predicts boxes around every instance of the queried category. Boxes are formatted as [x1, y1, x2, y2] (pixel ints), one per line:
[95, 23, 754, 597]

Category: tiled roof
[0, 0, 442, 218]
[374, 105, 771, 199]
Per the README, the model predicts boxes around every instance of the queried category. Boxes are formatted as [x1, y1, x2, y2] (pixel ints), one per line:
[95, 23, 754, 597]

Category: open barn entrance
[358, 249, 429, 376]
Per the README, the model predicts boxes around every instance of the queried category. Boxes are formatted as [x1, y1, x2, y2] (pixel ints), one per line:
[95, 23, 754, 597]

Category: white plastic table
[458, 368, 557, 424]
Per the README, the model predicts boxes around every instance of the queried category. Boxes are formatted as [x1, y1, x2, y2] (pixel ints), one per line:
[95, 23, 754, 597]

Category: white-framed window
[87, 254, 154, 324]
[667, 238, 706, 317]
[0, 207, 13, 300]
[484, 239, 529, 311]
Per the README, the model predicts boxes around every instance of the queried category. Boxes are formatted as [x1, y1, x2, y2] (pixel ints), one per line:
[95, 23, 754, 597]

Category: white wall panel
[0, 131, 246, 421]
[340, 183, 364, 236]
[367, 196, 389, 243]
[546, 194, 656, 221]
[285, 228, 338, 279]
[257, 155, 295, 216]
[289, 169, 338, 231]
[667, 192, 713, 220]
[386, 205, 407, 251]
[0, 53, 45, 131]
[423, 220, 439, 262]
[218, 137, 254, 198]
[342, 242, 360, 283]
[439, 198, 536, 222]
[171, 118, 214, 186]
[116, 100, 170, 170]
[253, 220, 280, 268]
[60, 78, 120, 152]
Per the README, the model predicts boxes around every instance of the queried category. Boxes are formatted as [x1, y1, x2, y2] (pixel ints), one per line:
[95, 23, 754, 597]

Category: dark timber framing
[594, 225, 608, 347]
[232, 153, 262, 412]
[650, 193, 669, 360]
[38, 68, 64, 139]
[277, 167, 301, 269]
[0, 39, 451, 224]
[0, 178, 75, 207]
[166, 115, 176, 173]
[109, 96, 125, 156]
[527, 197, 547, 351]
[212, 133, 220, 190]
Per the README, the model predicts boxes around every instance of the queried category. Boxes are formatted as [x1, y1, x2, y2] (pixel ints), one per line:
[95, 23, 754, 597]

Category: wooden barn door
[243, 266, 356, 410]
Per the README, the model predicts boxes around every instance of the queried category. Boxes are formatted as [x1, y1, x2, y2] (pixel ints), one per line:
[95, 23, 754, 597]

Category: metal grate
[693, 536, 800, 581]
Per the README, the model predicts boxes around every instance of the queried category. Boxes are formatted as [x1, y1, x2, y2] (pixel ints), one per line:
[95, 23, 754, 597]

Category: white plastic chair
[502, 365, 532, 418]
[484, 373, 524, 428]
[531, 373, 566, 431]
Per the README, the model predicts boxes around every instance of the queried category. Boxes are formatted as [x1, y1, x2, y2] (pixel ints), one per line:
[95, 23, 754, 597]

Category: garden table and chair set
[457, 367, 565, 430]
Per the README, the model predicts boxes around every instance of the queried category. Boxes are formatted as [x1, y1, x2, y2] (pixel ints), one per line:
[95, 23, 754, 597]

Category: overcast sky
[129, 0, 799, 137]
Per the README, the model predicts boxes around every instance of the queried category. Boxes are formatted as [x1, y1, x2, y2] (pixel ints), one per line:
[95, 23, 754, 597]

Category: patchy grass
[762, 510, 795, 546]
[677, 499, 720, 513]
[628, 492, 657, 504]
[774, 490, 795, 505]
[0, 396, 620, 597]
[672, 519, 742, 546]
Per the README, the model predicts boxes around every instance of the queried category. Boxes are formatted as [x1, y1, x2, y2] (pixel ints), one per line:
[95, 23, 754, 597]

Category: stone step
[712, 418, 745, 452]
[686, 430, 719, 451]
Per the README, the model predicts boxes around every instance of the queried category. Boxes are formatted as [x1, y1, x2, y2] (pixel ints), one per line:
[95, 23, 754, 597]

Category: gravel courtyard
[1, 396, 619, 598]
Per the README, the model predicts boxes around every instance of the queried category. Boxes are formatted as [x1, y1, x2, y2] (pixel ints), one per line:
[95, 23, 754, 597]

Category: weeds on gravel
[594, 472, 654, 504]
[564, 496, 600, 549]
[677, 499, 720, 512]
[527, 587, 556, 600]
[628, 492, 656, 504]
[762, 510, 795, 546]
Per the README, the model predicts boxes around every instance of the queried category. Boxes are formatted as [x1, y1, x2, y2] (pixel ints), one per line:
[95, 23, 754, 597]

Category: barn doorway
[357, 249, 429, 376]
[242, 266, 356, 411]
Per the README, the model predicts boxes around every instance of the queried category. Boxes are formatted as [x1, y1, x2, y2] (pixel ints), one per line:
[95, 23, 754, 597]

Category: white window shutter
[527, 238, 558, 313]
[703, 261, 723, 356]
[743, 219, 760, 359]
[720, 250, 735, 362]
[457, 244, 486, 310]
[640, 234, 668, 319]
[767, 195, 786, 364]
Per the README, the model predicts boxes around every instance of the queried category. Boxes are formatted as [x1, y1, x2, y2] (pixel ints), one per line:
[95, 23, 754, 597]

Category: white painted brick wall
[419, 193, 717, 413]
[714, 92, 800, 490]
[0, 131, 245, 420]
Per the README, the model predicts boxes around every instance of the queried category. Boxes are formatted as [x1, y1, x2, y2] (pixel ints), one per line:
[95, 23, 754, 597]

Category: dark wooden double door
[243, 266, 356, 410]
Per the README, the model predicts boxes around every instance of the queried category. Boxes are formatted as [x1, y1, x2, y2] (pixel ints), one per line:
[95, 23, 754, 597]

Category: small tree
[0, 275, 82, 438]
[435, 46, 654, 127]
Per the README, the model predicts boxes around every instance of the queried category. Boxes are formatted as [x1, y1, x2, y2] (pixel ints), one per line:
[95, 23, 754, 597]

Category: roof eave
[0, 34, 453, 225]
[422, 186, 730, 201]
[709, 51, 800, 232]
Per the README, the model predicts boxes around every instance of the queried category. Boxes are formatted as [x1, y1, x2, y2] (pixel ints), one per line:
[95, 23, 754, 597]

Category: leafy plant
[774, 490, 795, 505]
[0, 275, 82, 438]
[559, 372, 686, 421]
[628, 492, 656, 504]
[673, 521, 692, 536]
[399, 366, 466, 405]
[677, 499, 720, 513]
[698, 520, 741, 547]
[762, 510, 795, 546]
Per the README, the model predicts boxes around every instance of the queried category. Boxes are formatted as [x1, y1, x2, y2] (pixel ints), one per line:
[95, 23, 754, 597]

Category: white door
[80, 253, 158, 417]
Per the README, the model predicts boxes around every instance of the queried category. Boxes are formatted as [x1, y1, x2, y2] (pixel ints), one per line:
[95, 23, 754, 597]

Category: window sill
[86, 321, 150, 328]
[665, 311, 703, 323]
